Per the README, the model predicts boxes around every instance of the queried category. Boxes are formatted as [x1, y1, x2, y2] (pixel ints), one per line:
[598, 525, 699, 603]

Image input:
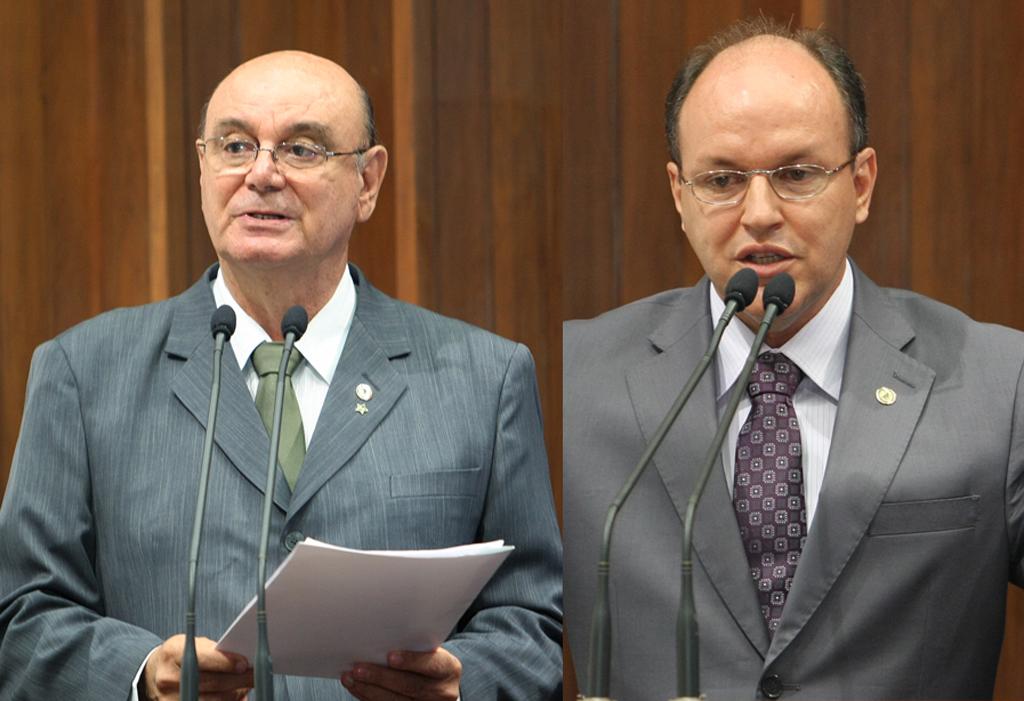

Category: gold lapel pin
[356, 383, 374, 401]
[875, 386, 897, 405]
[355, 402, 369, 415]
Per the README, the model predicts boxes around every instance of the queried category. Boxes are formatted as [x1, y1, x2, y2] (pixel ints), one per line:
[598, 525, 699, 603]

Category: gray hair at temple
[196, 82, 379, 149]
[664, 16, 868, 165]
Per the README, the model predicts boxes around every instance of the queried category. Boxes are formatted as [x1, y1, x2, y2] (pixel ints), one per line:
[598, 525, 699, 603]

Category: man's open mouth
[745, 253, 787, 265]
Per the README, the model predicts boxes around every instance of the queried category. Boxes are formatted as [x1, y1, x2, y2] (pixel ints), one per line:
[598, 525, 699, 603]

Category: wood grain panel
[830, 0, 913, 290]
[743, 0, 802, 19]
[146, 0, 171, 301]
[907, 0, 972, 310]
[96, 0, 152, 309]
[391, 0, 434, 305]
[487, 0, 563, 529]
[329, 1, 398, 297]
[180, 0, 235, 286]
[430, 0, 493, 328]
[0, 2, 48, 497]
[969, 0, 1024, 331]
[490, 1, 553, 343]
[999, 586, 1024, 698]
[237, 0, 294, 58]
[42, 0, 105, 329]
[154, 0, 192, 297]
[619, 1, 693, 304]
[560, 0, 618, 322]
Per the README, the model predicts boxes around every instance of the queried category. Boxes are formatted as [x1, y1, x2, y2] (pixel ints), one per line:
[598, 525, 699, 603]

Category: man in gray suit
[0, 51, 562, 700]
[564, 18, 1024, 700]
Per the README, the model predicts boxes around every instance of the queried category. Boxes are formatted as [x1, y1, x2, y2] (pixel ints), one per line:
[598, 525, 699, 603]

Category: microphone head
[762, 273, 796, 313]
[724, 268, 759, 310]
[281, 305, 309, 340]
[210, 305, 237, 339]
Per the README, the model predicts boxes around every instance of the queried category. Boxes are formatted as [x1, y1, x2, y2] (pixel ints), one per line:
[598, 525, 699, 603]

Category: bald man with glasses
[0, 51, 562, 701]
[564, 18, 1024, 701]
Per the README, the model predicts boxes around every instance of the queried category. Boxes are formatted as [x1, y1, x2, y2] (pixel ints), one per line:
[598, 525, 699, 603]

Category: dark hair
[196, 82, 378, 148]
[664, 16, 868, 164]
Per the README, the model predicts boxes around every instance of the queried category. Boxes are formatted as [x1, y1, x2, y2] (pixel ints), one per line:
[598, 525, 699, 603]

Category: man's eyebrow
[207, 119, 335, 145]
[698, 151, 820, 171]
[210, 118, 255, 136]
[283, 122, 334, 145]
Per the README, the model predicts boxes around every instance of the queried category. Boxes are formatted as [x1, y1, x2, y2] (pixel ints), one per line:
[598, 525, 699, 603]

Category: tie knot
[747, 352, 803, 399]
[252, 342, 303, 378]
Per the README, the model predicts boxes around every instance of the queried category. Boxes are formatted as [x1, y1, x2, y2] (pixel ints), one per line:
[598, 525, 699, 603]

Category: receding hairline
[686, 36, 846, 114]
[706, 33, 822, 70]
[196, 51, 378, 146]
[664, 17, 869, 164]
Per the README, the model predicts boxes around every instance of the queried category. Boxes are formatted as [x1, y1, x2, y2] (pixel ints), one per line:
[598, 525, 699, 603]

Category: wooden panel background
[1, 1, 1022, 699]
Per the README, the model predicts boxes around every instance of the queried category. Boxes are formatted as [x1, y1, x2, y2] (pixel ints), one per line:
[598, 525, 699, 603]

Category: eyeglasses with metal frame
[198, 136, 370, 171]
[679, 156, 857, 206]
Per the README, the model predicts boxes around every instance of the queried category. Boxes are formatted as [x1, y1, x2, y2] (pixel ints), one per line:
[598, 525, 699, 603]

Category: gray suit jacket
[564, 264, 1024, 700]
[0, 265, 562, 700]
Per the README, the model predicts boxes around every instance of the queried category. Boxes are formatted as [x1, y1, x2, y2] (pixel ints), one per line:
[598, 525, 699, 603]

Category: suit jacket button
[760, 673, 784, 699]
[284, 531, 305, 551]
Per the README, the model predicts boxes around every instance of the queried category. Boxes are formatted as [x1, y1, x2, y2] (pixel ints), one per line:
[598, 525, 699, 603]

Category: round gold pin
[356, 383, 373, 401]
[875, 386, 897, 405]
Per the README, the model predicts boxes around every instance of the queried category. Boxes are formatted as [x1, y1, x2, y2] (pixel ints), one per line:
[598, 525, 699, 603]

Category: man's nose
[245, 148, 285, 190]
[740, 174, 784, 231]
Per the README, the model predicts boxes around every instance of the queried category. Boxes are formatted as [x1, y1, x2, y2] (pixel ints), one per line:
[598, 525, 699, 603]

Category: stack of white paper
[217, 539, 513, 678]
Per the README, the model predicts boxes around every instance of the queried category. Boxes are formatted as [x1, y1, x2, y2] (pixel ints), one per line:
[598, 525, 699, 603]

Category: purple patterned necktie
[733, 352, 806, 635]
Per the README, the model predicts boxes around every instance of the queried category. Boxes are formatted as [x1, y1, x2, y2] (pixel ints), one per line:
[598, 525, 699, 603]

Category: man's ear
[852, 147, 877, 225]
[357, 145, 389, 223]
[666, 161, 686, 232]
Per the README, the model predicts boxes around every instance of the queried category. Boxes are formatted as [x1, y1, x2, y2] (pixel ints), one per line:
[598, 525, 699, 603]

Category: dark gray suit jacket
[564, 264, 1024, 700]
[0, 265, 562, 700]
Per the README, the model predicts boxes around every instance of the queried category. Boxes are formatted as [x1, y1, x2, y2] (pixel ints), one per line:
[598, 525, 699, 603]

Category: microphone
[254, 306, 309, 701]
[182, 305, 237, 701]
[674, 273, 795, 701]
[583, 269, 758, 700]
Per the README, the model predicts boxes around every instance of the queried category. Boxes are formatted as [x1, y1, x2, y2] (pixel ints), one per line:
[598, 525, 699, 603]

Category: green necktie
[252, 342, 306, 490]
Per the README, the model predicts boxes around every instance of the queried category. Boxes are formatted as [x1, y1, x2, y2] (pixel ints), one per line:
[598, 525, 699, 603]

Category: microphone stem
[585, 299, 740, 699]
[255, 333, 297, 701]
[182, 332, 227, 701]
[677, 303, 782, 698]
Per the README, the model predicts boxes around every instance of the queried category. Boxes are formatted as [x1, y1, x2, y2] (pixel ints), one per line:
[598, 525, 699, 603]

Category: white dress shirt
[711, 259, 853, 528]
[212, 265, 357, 445]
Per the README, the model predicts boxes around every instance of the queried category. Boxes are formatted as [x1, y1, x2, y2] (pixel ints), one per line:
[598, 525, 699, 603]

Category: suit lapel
[627, 280, 771, 658]
[166, 269, 287, 510]
[767, 267, 936, 665]
[286, 268, 410, 518]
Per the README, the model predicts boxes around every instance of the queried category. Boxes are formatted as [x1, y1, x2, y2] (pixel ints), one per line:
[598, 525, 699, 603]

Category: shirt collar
[710, 258, 853, 401]
[211, 265, 357, 385]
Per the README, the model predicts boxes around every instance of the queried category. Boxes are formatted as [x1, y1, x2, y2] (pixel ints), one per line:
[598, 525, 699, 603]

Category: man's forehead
[693, 37, 835, 105]
[206, 52, 362, 137]
[678, 37, 848, 161]
[222, 50, 356, 91]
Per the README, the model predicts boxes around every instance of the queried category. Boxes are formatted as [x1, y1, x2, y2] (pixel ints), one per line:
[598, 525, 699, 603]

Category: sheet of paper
[217, 539, 513, 679]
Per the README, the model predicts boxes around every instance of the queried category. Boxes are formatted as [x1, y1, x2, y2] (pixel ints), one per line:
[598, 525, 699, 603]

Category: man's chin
[737, 304, 803, 342]
[218, 248, 304, 273]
